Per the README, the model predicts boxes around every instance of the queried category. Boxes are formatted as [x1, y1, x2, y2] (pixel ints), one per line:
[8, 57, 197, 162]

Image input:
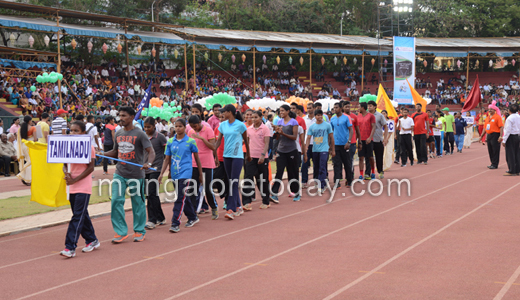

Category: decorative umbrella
[300, 56, 304, 65]
[321, 57, 325, 65]
[263, 55, 266, 64]
[9, 33, 15, 46]
[343, 57, 347, 65]
[174, 49, 179, 59]
[164, 48, 167, 57]
[242, 54, 246, 62]
[28, 35, 34, 48]
[371, 58, 375, 66]
[231, 54, 235, 63]
[423, 60, 427, 67]
[204, 52, 209, 61]
[117, 43, 122, 54]
[71, 39, 77, 50]
[476, 60, 480, 67]
[151, 47, 156, 57]
[489, 59, 493, 68]
[218, 53, 222, 62]
[137, 44, 142, 55]
[288, 56, 293, 65]
[44, 35, 50, 47]
[513, 59, 516, 67]
[384, 59, 388, 67]
[353, 57, 357, 65]
[457, 60, 461, 68]
[102, 43, 108, 54]
[87, 40, 93, 53]
[333, 57, 338, 65]
[276, 56, 280, 64]
[447, 60, 451, 68]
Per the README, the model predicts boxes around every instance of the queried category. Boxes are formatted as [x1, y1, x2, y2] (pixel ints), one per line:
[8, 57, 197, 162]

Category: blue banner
[134, 82, 152, 120]
[393, 37, 415, 105]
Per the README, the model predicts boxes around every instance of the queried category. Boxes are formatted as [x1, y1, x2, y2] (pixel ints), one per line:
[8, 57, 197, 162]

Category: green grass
[0, 177, 175, 221]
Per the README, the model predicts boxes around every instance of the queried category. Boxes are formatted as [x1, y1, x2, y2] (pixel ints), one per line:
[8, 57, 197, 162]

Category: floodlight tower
[392, 0, 414, 37]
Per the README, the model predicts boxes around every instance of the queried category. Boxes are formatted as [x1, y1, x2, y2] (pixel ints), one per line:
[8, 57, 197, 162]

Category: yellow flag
[23, 141, 68, 207]
[376, 84, 398, 119]
[406, 79, 427, 112]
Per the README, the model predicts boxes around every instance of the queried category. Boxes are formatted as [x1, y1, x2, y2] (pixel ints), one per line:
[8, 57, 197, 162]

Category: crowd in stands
[1, 60, 520, 132]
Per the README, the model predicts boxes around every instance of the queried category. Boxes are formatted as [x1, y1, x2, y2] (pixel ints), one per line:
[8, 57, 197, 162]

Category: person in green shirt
[441, 107, 456, 155]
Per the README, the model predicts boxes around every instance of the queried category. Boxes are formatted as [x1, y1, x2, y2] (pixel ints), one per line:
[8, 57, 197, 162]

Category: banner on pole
[393, 36, 416, 105]
[47, 135, 92, 164]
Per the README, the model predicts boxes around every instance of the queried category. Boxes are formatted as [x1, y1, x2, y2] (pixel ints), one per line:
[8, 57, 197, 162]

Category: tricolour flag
[134, 82, 153, 120]
[376, 84, 398, 119]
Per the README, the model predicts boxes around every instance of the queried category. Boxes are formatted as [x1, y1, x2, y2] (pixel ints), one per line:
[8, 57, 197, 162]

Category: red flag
[462, 76, 481, 112]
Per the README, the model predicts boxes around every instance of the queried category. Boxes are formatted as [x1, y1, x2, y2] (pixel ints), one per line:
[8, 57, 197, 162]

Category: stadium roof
[0, 15, 185, 45]
[415, 37, 520, 57]
[0, 0, 518, 57]
[0, 0, 182, 28]
[174, 27, 392, 55]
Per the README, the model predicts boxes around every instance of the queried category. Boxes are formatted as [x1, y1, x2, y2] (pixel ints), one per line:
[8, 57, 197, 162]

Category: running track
[2, 145, 520, 300]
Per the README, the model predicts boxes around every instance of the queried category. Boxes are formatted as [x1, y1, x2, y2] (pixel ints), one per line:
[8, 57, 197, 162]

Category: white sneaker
[145, 221, 156, 230]
[82, 240, 100, 253]
[60, 249, 76, 258]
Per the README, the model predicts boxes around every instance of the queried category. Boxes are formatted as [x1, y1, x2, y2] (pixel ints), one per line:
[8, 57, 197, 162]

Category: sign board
[387, 119, 395, 133]
[463, 116, 474, 125]
[393, 36, 416, 105]
[47, 135, 92, 164]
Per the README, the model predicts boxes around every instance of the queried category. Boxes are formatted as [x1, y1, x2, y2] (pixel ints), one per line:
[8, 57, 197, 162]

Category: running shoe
[169, 225, 180, 233]
[145, 221, 156, 230]
[225, 210, 235, 220]
[394, 160, 400, 164]
[359, 175, 364, 180]
[270, 195, 279, 204]
[211, 208, 219, 220]
[243, 203, 253, 211]
[234, 207, 244, 216]
[302, 183, 308, 189]
[156, 220, 167, 226]
[133, 233, 145, 242]
[364, 174, 371, 180]
[198, 209, 207, 214]
[223, 203, 227, 210]
[112, 234, 129, 244]
[379, 173, 384, 179]
[288, 192, 296, 198]
[82, 240, 100, 253]
[293, 194, 301, 202]
[60, 249, 76, 258]
[185, 218, 199, 228]
[259, 204, 270, 209]
[401, 164, 407, 167]
[370, 173, 376, 180]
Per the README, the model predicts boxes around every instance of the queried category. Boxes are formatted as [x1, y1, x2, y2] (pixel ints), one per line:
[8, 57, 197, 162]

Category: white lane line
[323, 182, 520, 300]
[14, 155, 486, 300]
[1, 154, 486, 271]
[493, 262, 520, 299]
[162, 161, 497, 300]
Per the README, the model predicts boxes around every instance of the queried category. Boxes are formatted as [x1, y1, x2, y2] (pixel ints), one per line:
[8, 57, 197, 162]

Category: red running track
[1, 145, 520, 300]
